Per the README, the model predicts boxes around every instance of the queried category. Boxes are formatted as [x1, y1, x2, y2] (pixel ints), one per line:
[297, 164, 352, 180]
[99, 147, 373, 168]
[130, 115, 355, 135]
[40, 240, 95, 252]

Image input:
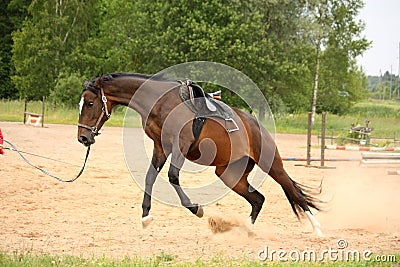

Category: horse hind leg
[215, 157, 265, 226]
[258, 148, 323, 236]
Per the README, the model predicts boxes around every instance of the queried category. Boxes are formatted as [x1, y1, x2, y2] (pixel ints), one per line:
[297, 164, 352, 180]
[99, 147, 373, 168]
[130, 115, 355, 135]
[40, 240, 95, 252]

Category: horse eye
[87, 102, 94, 107]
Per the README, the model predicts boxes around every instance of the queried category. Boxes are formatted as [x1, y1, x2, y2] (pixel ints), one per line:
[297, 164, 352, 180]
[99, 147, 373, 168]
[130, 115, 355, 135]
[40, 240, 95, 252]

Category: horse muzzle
[78, 133, 95, 147]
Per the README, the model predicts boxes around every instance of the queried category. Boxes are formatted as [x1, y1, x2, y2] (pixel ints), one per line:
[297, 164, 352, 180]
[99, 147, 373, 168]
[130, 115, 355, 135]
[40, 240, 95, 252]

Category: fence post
[23, 97, 28, 124]
[320, 112, 326, 167]
[307, 112, 312, 166]
[42, 96, 45, 127]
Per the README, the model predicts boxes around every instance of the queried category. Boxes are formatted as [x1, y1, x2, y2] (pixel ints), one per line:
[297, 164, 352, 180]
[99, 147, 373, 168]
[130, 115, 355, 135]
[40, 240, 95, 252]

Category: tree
[8, 0, 370, 114]
[12, 0, 99, 101]
[258, 0, 316, 115]
[308, 0, 327, 124]
[306, 0, 370, 119]
[50, 71, 86, 107]
[95, 0, 270, 114]
[0, 0, 29, 99]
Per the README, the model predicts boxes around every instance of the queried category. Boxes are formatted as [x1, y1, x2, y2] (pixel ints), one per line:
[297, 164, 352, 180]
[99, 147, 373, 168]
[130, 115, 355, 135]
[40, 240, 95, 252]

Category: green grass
[273, 100, 400, 141]
[0, 99, 141, 127]
[348, 99, 400, 118]
[0, 251, 398, 266]
[274, 113, 400, 138]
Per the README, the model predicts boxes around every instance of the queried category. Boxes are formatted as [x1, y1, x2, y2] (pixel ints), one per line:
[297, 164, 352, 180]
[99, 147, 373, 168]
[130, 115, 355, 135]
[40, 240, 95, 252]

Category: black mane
[83, 72, 172, 93]
[104, 72, 155, 81]
[105, 72, 175, 82]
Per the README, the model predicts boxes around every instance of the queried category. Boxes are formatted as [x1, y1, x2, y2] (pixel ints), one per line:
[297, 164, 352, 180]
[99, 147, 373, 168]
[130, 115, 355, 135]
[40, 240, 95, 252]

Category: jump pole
[283, 157, 359, 162]
[361, 152, 400, 165]
[326, 145, 400, 151]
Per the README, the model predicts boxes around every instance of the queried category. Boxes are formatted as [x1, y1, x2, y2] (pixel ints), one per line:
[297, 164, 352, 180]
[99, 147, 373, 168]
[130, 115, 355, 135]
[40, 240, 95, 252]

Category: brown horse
[77, 73, 323, 236]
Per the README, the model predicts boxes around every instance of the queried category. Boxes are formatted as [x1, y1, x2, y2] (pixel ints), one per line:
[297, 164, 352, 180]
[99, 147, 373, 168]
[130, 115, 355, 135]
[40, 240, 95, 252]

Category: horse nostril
[79, 135, 88, 144]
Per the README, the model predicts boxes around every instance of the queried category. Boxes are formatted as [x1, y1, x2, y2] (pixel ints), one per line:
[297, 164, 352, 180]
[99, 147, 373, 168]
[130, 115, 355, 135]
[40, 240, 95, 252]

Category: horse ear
[94, 74, 104, 88]
[83, 80, 90, 88]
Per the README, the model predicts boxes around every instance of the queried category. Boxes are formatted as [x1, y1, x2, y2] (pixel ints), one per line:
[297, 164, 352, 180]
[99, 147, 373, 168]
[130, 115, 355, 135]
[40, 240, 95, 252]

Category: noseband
[78, 87, 111, 136]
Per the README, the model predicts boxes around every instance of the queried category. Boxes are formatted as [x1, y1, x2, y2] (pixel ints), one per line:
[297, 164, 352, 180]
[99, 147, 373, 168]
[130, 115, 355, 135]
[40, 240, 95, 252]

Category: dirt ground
[1, 121, 399, 262]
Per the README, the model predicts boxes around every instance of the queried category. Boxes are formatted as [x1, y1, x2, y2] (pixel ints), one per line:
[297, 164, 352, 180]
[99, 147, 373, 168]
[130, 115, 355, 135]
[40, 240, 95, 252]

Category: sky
[357, 0, 400, 76]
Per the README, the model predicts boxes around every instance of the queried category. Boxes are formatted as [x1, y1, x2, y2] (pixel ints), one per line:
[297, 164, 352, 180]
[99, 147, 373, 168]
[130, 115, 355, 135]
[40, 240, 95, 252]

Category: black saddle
[178, 79, 239, 133]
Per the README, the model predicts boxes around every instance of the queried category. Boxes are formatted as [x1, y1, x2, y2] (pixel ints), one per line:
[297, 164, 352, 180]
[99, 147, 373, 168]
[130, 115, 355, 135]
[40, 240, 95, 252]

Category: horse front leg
[168, 141, 203, 218]
[141, 143, 167, 228]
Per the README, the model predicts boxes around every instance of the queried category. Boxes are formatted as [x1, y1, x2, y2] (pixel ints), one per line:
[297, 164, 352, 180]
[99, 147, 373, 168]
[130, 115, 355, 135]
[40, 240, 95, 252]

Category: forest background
[1, 0, 398, 119]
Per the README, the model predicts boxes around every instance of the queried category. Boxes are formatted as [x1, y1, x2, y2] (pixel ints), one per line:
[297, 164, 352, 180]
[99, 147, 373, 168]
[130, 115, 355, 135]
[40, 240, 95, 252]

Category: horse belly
[187, 118, 250, 166]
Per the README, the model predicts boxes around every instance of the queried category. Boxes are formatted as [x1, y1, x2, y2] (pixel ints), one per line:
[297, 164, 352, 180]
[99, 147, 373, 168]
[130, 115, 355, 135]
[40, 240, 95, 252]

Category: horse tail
[261, 148, 322, 218]
[250, 119, 324, 234]
[238, 110, 322, 218]
[282, 178, 322, 218]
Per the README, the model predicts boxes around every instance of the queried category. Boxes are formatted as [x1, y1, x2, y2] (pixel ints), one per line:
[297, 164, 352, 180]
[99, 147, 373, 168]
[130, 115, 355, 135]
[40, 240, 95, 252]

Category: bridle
[77, 86, 111, 136]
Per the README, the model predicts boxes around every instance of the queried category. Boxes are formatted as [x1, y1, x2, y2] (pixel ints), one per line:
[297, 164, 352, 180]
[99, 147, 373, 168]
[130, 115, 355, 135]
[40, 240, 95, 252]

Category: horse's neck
[131, 79, 178, 118]
[106, 78, 140, 104]
[107, 77, 177, 118]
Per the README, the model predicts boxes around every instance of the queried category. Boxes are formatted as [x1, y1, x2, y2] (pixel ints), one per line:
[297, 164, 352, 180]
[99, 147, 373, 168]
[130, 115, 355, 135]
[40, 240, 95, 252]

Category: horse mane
[83, 72, 172, 93]
[103, 72, 171, 82]
[104, 72, 154, 81]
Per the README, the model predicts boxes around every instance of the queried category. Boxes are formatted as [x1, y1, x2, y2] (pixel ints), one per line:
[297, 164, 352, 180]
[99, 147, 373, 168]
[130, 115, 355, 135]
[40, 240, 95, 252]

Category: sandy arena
[0, 121, 399, 262]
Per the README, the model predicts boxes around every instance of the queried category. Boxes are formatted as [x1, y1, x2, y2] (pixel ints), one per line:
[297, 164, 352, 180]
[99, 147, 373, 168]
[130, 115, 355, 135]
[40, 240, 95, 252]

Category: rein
[77, 87, 110, 135]
[1, 137, 90, 183]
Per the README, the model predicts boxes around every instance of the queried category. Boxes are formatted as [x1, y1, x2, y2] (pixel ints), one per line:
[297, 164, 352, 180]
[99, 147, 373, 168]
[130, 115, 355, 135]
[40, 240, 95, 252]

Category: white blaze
[79, 97, 84, 115]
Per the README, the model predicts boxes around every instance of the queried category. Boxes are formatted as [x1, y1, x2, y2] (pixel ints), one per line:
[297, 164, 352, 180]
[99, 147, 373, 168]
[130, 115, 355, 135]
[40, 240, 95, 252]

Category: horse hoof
[196, 205, 204, 218]
[246, 216, 254, 229]
[141, 215, 153, 228]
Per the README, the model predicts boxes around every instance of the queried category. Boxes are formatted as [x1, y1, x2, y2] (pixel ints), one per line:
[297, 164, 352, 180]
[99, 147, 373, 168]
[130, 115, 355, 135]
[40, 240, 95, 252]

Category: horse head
[77, 74, 111, 146]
